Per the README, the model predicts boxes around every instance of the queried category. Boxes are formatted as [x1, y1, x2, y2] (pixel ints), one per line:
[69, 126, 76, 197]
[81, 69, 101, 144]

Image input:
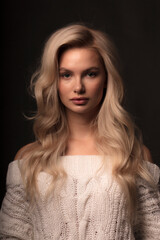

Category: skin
[58, 47, 107, 155]
[58, 48, 106, 117]
[14, 48, 153, 159]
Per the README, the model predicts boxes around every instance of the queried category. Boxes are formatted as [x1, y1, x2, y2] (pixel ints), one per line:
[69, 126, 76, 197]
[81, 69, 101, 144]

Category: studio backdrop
[2, 0, 160, 205]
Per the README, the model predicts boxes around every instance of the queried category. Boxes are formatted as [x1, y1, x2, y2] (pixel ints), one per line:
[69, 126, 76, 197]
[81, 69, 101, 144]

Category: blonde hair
[20, 23, 154, 221]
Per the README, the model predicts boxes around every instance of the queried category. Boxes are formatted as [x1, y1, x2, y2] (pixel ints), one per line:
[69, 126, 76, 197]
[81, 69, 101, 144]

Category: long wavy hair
[20, 23, 154, 222]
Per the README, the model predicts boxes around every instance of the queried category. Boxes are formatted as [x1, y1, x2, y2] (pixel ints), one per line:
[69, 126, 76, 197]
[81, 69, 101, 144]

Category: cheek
[89, 81, 105, 105]
[58, 82, 68, 97]
[58, 82, 73, 106]
[91, 82, 105, 97]
[58, 81, 73, 93]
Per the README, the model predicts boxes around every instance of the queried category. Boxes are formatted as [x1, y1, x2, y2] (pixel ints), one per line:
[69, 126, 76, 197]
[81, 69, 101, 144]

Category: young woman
[0, 23, 160, 239]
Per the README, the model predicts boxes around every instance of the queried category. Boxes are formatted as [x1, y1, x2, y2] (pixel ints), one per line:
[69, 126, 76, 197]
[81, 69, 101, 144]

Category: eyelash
[87, 72, 97, 77]
[60, 73, 71, 78]
[59, 72, 98, 79]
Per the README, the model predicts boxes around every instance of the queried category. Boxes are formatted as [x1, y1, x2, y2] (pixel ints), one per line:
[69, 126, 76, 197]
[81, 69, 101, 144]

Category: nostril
[74, 86, 85, 94]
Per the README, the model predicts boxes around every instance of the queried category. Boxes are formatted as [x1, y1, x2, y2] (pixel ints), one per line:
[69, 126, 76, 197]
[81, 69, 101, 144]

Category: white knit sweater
[0, 155, 160, 239]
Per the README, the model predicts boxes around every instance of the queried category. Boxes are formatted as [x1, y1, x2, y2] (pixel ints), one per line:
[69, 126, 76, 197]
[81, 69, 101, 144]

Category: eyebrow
[59, 67, 100, 72]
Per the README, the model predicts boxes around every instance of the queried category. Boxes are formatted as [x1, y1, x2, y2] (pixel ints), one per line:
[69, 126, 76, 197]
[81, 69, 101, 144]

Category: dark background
[1, 0, 160, 205]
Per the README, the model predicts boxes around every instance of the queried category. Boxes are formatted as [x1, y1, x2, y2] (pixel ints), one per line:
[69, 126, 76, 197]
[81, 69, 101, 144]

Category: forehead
[59, 47, 103, 70]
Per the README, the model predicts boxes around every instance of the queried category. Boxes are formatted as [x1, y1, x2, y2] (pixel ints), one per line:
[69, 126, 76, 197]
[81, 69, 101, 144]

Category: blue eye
[64, 73, 71, 78]
[87, 72, 97, 77]
[60, 72, 71, 79]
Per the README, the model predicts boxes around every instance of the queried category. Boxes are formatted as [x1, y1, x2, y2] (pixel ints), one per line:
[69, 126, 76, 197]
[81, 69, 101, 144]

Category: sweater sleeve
[134, 162, 160, 240]
[0, 161, 33, 239]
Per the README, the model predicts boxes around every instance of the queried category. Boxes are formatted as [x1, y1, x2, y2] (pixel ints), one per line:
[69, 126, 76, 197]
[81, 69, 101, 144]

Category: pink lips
[70, 97, 89, 105]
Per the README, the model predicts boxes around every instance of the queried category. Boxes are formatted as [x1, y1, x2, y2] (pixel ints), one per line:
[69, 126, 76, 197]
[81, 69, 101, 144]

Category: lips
[70, 97, 89, 105]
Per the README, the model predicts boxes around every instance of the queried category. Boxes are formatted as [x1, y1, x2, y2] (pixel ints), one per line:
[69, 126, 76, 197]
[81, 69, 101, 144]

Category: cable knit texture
[0, 155, 160, 239]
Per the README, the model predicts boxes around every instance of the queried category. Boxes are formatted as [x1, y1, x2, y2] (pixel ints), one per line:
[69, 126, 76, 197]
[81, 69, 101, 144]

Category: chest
[33, 174, 132, 239]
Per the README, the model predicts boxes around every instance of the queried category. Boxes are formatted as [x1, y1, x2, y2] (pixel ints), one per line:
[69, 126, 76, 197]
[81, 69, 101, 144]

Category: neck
[66, 110, 97, 140]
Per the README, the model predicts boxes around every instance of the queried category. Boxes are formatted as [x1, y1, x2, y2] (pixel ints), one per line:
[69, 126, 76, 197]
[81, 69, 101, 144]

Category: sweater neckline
[59, 155, 109, 178]
[12, 155, 110, 179]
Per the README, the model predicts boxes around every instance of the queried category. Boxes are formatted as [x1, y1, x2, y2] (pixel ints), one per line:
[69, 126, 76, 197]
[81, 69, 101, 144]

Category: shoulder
[8, 142, 38, 184]
[143, 161, 160, 185]
[6, 160, 23, 185]
[7, 142, 37, 184]
[137, 161, 160, 191]
[14, 142, 37, 160]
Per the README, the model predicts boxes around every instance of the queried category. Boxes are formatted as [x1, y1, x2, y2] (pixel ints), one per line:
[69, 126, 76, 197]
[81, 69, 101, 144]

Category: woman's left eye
[87, 72, 97, 77]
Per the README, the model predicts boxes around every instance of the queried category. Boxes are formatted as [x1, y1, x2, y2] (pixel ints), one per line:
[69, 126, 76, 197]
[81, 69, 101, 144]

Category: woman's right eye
[60, 73, 71, 79]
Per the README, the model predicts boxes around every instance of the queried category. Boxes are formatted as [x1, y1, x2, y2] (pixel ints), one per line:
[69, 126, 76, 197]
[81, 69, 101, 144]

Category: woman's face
[58, 47, 106, 116]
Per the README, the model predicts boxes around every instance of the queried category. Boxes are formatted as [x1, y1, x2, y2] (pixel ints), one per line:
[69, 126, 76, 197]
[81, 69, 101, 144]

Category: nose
[73, 77, 85, 94]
